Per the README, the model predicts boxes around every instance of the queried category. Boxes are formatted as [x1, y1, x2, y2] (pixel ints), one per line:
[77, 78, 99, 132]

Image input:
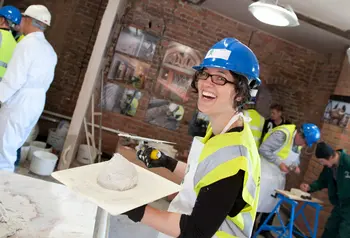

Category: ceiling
[201, 0, 350, 54]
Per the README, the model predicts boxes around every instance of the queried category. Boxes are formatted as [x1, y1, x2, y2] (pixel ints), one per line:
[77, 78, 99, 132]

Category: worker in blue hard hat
[0, 5, 22, 82]
[300, 142, 350, 238]
[256, 123, 320, 238]
[121, 38, 261, 238]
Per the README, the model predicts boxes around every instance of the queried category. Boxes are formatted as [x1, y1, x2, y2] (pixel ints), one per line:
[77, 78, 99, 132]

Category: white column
[58, 0, 128, 170]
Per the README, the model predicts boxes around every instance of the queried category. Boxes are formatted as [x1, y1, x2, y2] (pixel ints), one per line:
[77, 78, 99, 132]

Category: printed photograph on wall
[145, 97, 184, 130]
[115, 26, 158, 61]
[107, 53, 150, 89]
[323, 95, 350, 128]
[154, 41, 203, 103]
[101, 82, 142, 117]
[188, 110, 209, 137]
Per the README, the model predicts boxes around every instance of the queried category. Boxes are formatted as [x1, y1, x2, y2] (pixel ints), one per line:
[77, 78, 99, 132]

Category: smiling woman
[123, 38, 262, 238]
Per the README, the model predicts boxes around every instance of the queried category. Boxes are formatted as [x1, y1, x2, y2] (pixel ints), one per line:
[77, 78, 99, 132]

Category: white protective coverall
[0, 32, 57, 171]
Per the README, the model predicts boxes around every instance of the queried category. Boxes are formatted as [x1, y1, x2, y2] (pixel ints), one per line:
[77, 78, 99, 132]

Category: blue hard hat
[301, 123, 320, 147]
[193, 38, 261, 86]
[0, 5, 22, 25]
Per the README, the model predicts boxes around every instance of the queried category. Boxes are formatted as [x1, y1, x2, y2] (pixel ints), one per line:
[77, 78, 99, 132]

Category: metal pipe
[42, 110, 124, 135]
[40, 115, 59, 123]
[93, 207, 110, 238]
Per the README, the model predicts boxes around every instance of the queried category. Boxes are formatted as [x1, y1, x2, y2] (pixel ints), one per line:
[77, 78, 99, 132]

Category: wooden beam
[58, 0, 128, 170]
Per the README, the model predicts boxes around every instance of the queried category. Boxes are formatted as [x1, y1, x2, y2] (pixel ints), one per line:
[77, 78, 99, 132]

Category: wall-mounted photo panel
[115, 26, 158, 61]
[107, 53, 150, 89]
[145, 97, 184, 131]
[154, 41, 203, 103]
[323, 96, 350, 128]
[101, 82, 142, 117]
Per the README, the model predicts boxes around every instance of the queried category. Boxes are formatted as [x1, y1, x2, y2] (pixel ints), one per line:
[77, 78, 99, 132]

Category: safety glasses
[195, 71, 235, 86]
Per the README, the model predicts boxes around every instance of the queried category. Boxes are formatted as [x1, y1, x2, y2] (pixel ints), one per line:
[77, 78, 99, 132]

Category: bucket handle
[61, 145, 71, 165]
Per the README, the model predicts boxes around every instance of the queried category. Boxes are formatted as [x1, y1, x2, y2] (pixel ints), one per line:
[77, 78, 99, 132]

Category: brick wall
[7, 0, 108, 115]
[298, 56, 350, 236]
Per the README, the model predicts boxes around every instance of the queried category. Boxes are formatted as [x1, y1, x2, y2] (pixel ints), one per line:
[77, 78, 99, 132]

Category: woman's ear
[235, 95, 242, 102]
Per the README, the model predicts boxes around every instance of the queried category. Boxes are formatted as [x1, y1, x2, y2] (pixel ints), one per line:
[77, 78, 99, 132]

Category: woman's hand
[136, 146, 170, 168]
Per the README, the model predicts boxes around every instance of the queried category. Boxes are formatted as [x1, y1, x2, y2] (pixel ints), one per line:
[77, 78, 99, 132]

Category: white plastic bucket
[30, 151, 58, 176]
[76, 144, 97, 165]
[46, 128, 65, 152]
[20, 142, 30, 163]
[28, 141, 52, 161]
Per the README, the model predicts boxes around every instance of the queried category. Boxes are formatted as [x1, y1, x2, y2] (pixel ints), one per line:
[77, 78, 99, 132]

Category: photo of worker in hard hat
[115, 26, 158, 61]
[120, 89, 142, 117]
[101, 83, 142, 117]
[323, 98, 350, 128]
[154, 41, 203, 103]
[107, 53, 150, 90]
[145, 98, 184, 130]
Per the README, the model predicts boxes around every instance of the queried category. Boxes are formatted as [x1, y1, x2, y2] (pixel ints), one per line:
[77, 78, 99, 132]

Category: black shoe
[260, 230, 274, 238]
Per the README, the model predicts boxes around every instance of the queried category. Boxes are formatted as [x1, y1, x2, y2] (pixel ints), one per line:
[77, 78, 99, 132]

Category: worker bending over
[300, 142, 350, 238]
[123, 38, 261, 237]
[0, 5, 57, 171]
[256, 123, 320, 238]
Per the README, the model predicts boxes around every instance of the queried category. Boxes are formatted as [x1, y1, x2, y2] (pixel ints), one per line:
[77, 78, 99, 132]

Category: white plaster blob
[97, 153, 138, 191]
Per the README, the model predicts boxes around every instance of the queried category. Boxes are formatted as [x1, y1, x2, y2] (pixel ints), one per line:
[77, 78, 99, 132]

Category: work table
[0, 171, 97, 238]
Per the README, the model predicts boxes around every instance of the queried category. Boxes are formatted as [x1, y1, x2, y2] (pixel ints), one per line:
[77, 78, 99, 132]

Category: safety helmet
[134, 91, 142, 99]
[169, 103, 178, 112]
[193, 38, 261, 89]
[0, 5, 22, 25]
[23, 5, 51, 26]
[301, 123, 320, 147]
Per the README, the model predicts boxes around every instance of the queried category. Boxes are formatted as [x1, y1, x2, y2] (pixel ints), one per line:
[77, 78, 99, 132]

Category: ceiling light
[248, 0, 299, 27]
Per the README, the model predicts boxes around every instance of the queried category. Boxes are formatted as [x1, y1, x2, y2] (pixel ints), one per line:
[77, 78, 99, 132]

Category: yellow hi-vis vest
[126, 98, 139, 116]
[243, 109, 265, 147]
[262, 124, 297, 160]
[16, 34, 25, 43]
[0, 29, 17, 81]
[194, 122, 261, 237]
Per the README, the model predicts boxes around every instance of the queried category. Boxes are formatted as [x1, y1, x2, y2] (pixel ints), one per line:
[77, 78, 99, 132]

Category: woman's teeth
[202, 91, 216, 99]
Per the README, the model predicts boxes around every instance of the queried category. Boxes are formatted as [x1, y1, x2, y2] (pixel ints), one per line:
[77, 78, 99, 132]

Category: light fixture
[248, 0, 299, 27]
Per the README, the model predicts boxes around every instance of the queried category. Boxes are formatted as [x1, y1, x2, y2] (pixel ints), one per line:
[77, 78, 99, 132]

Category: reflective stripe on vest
[0, 61, 7, 68]
[194, 122, 260, 238]
[243, 109, 265, 147]
[0, 30, 17, 79]
[262, 124, 296, 160]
